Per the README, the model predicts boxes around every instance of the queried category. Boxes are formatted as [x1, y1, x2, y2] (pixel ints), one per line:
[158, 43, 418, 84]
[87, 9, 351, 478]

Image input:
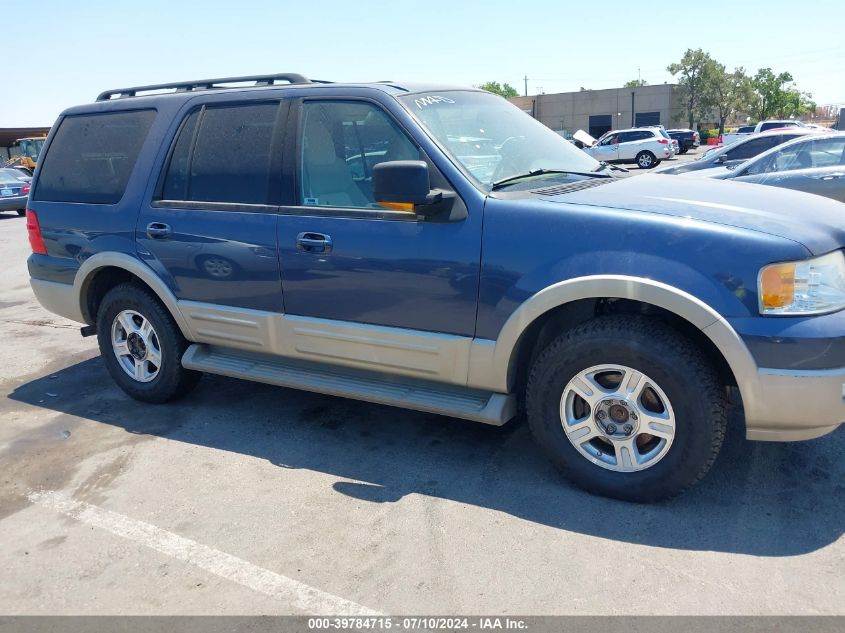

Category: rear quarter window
[34, 110, 156, 204]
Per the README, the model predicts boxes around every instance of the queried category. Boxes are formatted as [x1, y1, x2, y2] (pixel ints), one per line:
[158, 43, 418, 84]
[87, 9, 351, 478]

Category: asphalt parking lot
[1, 174, 843, 614]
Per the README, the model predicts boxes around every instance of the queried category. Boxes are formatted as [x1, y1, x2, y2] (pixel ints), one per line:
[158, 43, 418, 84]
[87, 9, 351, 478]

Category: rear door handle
[296, 232, 332, 253]
[817, 173, 845, 181]
[146, 222, 172, 240]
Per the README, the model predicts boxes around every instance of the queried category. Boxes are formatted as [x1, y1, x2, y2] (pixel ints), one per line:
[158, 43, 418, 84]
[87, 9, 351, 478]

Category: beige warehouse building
[509, 84, 687, 138]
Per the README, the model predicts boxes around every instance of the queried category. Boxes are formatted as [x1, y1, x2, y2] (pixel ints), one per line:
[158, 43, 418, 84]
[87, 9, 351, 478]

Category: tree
[623, 78, 647, 88]
[667, 48, 717, 128]
[707, 65, 754, 134]
[478, 81, 519, 98]
[750, 68, 814, 120]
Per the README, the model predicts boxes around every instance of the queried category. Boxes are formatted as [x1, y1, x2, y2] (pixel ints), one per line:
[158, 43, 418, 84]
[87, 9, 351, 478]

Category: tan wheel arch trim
[74, 252, 192, 336]
[467, 275, 761, 414]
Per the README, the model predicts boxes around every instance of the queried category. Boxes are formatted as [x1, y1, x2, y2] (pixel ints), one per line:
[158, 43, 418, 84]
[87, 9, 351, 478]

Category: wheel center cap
[595, 398, 638, 438]
[127, 332, 147, 360]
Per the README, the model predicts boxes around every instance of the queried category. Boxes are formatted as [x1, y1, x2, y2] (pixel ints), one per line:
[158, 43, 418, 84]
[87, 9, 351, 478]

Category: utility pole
[524, 74, 528, 97]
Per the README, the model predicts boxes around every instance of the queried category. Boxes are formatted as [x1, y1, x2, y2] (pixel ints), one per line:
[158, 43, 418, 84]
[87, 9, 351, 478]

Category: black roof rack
[96, 73, 313, 101]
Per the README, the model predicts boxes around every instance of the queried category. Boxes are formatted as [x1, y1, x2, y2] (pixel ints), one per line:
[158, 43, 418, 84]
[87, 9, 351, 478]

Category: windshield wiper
[595, 161, 628, 173]
[491, 168, 610, 189]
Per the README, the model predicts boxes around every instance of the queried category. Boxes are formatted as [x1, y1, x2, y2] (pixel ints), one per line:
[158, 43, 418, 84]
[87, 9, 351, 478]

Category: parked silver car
[655, 129, 819, 175]
[690, 132, 845, 203]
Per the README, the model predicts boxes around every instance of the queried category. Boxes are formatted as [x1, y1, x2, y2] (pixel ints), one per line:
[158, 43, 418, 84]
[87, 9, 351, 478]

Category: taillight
[21, 184, 31, 195]
[657, 138, 669, 144]
[26, 209, 47, 255]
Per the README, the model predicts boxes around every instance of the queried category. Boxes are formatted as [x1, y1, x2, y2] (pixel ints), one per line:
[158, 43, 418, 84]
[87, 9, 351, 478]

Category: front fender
[467, 275, 760, 426]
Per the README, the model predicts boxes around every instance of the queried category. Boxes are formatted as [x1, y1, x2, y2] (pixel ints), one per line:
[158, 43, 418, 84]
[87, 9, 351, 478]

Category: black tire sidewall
[637, 151, 655, 168]
[96, 285, 194, 403]
[527, 320, 723, 501]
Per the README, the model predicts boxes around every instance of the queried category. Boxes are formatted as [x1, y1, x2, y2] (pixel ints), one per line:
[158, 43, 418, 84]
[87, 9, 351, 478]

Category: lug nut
[623, 423, 634, 434]
[606, 423, 617, 434]
[596, 410, 606, 420]
[631, 412, 638, 420]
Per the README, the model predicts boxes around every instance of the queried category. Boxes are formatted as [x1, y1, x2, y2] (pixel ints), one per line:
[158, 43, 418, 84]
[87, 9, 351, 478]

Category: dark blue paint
[25, 81, 845, 375]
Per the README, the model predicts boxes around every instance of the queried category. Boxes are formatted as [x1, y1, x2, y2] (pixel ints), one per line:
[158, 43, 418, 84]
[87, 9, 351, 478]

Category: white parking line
[27, 490, 380, 615]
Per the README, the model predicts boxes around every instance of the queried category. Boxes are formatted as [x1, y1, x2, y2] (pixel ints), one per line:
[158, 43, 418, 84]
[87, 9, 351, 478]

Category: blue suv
[26, 73, 845, 502]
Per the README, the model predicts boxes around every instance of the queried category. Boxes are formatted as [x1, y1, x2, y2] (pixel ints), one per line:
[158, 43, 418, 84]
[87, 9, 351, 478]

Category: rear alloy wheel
[636, 151, 656, 169]
[97, 283, 201, 403]
[111, 309, 162, 383]
[526, 315, 727, 502]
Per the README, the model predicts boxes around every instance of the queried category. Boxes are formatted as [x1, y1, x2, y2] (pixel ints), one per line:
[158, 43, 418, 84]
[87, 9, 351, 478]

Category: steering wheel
[492, 136, 528, 182]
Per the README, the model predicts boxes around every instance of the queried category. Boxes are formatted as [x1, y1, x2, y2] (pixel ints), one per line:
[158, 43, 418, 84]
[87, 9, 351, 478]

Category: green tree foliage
[750, 68, 814, 119]
[707, 65, 755, 134]
[623, 79, 647, 88]
[478, 81, 519, 98]
[667, 48, 717, 128]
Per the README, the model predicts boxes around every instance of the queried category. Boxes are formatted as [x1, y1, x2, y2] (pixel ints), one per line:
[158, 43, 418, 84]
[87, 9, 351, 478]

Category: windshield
[398, 91, 600, 188]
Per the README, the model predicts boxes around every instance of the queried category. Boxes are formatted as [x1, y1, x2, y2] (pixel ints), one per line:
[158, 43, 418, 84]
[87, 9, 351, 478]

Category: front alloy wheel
[525, 315, 727, 502]
[561, 364, 675, 472]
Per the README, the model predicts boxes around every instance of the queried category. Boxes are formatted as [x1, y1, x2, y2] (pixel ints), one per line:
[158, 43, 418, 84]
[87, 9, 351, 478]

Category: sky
[5, 0, 844, 126]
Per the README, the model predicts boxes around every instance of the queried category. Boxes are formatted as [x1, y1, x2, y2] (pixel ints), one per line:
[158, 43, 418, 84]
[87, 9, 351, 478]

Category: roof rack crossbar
[96, 73, 311, 101]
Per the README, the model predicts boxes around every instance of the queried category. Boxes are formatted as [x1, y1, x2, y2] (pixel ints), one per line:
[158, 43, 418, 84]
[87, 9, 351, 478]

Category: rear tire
[636, 151, 657, 169]
[525, 315, 727, 502]
[96, 283, 201, 403]
[16, 209, 25, 216]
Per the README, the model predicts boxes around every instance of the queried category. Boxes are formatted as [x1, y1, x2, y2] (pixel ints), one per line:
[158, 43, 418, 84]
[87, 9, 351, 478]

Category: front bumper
[0, 195, 27, 211]
[746, 367, 845, 441]
[727, 313, 845, 441]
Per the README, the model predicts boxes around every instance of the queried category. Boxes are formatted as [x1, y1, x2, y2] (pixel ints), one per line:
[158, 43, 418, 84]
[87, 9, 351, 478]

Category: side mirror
[373, 161, 442, 211]
[717, 154, 729, 164]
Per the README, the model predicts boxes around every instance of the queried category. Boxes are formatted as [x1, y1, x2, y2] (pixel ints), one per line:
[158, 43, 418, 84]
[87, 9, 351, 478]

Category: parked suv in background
[26, 73, 845, 502]
[583, 127, 672, 168]
[655, 129, 818, 175]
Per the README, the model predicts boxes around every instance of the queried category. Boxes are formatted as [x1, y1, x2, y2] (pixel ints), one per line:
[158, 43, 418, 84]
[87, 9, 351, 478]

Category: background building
[509, 84, 687, 137]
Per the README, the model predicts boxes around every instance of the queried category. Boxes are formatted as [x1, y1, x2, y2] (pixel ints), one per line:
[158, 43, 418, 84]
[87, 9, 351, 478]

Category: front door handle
[296, 232, 333, 253]
[146, 222, 172, 240]
[817, 173, 845, 181]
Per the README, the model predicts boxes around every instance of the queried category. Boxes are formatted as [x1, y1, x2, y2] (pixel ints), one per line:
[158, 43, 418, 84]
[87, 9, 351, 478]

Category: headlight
[758, 251, 845, 315]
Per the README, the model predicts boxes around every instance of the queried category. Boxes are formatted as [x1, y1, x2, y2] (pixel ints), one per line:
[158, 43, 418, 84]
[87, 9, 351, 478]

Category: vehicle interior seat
[302, 115, 369, 208]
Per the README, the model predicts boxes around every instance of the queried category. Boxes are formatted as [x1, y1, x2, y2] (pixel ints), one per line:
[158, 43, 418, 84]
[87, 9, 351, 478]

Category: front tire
[96, 283, 201, 403]
[525, 315, 727, 502]
[636, 151, 657, 169]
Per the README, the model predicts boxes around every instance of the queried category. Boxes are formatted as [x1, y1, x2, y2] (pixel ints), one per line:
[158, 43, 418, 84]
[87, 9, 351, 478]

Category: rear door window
[159, 102, 279, 205]
[34, 110, 155, 204]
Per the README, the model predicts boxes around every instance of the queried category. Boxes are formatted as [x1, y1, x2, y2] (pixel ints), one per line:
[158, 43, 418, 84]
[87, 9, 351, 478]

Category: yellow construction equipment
[4, 136, 46, 172]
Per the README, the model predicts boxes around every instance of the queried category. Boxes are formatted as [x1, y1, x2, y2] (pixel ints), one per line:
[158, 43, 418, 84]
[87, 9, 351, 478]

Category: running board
[182, 344, 516, 426]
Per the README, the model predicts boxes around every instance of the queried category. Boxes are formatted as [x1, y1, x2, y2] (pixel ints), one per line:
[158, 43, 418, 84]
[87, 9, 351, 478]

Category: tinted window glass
[161, 111, 199, 200]
[160, 103, 278, 205]
[191, 103, 277, 204]
[299, 101, 418, 209]
[726, 135, 783, 160]
[35, 110, 155, 204]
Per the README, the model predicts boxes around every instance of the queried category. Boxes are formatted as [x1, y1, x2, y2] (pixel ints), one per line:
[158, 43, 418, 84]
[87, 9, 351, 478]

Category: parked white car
[578, 127, 673, 168]
[721, 120, 805, 147]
